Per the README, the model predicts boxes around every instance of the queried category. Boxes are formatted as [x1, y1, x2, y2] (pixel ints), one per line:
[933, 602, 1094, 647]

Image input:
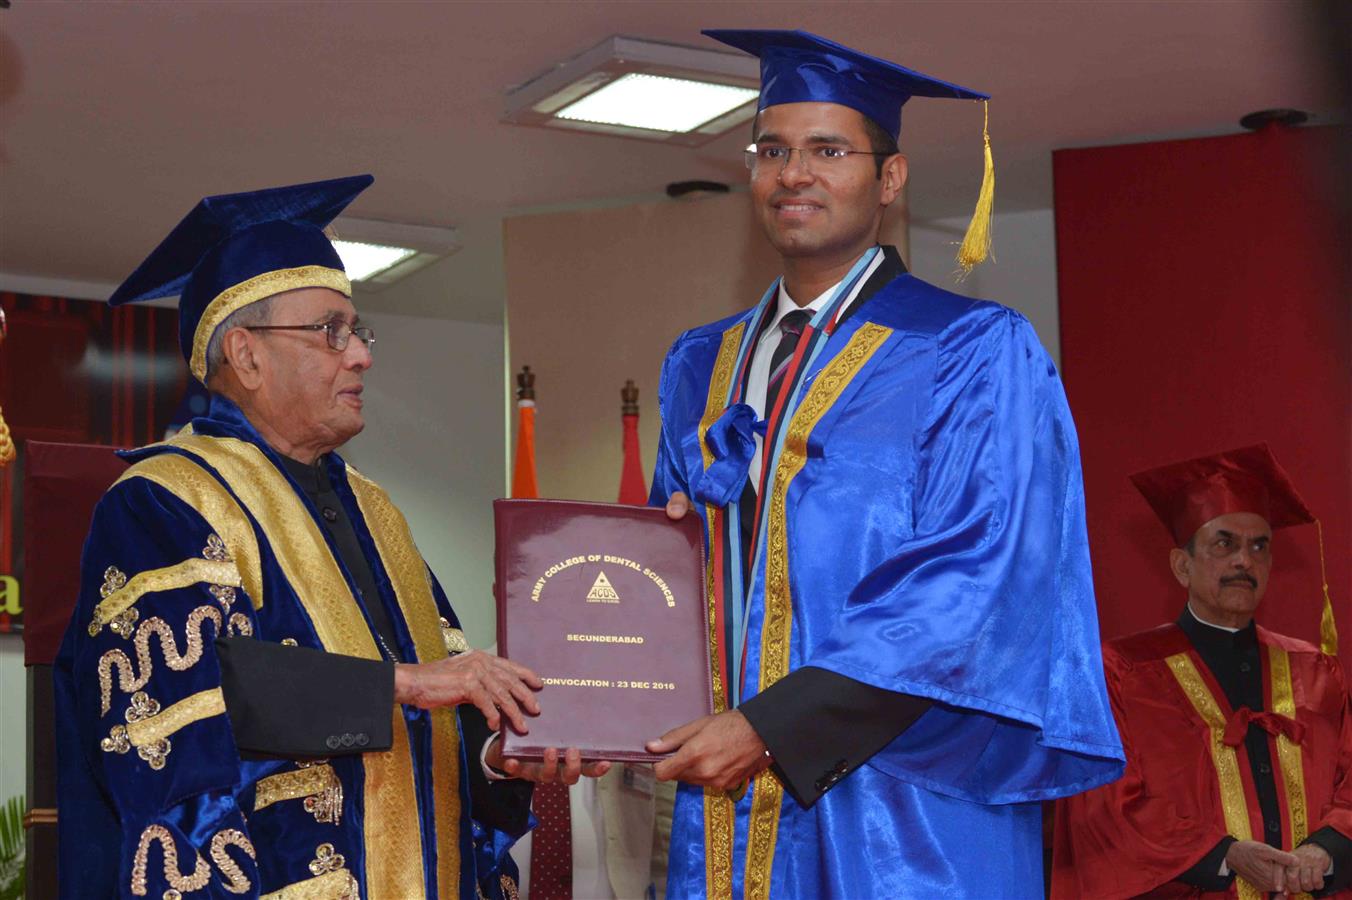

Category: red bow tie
[1223, 706, 1306, 747]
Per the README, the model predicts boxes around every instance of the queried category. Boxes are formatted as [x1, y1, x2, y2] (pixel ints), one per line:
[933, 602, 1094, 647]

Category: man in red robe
[1053, 444, 1352, 898]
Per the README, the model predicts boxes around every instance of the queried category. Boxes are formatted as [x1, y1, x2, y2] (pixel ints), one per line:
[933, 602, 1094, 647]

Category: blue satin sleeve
[649, 344, 696, 508]
[806, 308, 1124, 803]
[57, 477, 261, 898]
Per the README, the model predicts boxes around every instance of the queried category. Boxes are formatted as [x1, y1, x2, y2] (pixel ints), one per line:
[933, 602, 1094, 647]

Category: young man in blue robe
[643, 31, 1125, 898]
[54, 175, 605, 898]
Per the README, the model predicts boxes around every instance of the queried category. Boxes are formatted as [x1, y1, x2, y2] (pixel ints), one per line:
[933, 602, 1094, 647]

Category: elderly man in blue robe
[54, 175, 606, 899]
[643, 31, 1125, 898]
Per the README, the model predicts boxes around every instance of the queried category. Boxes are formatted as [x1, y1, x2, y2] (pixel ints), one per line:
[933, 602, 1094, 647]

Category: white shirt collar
[769, 248, 886, 333]
[1186, 602, 1243, 633]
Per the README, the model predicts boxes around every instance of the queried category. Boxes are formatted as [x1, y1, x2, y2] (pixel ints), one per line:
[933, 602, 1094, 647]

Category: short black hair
[752, 109, 899, 180]
[859, 114, 899, 178]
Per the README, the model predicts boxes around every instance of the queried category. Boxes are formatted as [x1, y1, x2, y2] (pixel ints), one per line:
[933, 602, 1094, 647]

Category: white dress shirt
[745, 251, 885, 490]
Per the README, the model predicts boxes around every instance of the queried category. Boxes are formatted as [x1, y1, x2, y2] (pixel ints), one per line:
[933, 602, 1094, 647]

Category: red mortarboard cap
[1130, 443, 1315, 545]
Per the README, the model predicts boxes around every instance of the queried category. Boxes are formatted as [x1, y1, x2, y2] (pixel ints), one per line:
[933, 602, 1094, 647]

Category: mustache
[769, 190, 824, 204]
[1220, 574, 1259, 588]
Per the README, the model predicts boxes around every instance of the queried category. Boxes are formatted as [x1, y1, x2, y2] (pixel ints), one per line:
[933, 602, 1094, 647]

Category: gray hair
[204, 296, 277, 384]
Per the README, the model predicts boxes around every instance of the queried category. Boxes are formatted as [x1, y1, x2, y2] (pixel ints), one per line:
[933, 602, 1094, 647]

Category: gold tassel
[955, 100, 996, 279]
[0, 405, 13, 468]
[1316, 520, 1339, 656]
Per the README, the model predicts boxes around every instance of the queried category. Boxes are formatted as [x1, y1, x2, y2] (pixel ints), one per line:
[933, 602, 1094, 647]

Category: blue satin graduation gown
[651, 271, 1125, 898]
[54, 396, 522, 898]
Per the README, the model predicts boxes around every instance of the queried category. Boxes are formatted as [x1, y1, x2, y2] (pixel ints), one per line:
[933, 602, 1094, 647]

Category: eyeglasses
[744, 142, 891, 174]
[244, 320, 375, 352]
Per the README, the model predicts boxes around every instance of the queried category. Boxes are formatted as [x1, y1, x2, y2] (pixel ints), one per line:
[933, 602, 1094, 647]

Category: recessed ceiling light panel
[329, 217, 461, 290]
[555, 73, 758, 133]
[505, 36, 761, 146]
[332, 240, 417, 282]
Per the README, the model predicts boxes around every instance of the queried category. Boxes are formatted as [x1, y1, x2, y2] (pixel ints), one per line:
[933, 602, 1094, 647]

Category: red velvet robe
[1052, 623, 1352, 899]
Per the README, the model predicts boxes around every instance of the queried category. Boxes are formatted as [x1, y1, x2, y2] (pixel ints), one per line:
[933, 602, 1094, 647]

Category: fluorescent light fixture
[332, 241, 416, 282]
[504, 36, 760, 146]
[327, 217, 461, 289]
[555, 73, 758, 133]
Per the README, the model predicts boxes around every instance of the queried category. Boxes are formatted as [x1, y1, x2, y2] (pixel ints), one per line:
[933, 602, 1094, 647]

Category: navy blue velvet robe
[55, 397, 523, 898]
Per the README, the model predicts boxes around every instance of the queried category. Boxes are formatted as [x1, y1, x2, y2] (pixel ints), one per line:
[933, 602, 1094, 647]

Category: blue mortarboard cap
[108, 174, 373, 382]
[702, 29, 987, 141]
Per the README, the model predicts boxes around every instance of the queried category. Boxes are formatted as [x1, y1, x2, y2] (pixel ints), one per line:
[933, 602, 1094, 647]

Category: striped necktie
[764, 309, 812, 417]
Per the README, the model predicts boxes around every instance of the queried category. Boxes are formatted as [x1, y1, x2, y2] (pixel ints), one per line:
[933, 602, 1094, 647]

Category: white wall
[341, 306, 506, 649]
[908, 208, 1061, 365]
[0, 641, 22, 805]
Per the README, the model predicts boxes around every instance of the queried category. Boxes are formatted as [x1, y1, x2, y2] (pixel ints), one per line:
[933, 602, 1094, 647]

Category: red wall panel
[1055, 126, 1351, 657]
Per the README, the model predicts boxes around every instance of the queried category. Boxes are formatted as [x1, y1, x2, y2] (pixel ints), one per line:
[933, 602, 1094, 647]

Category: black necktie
[764, 309, 812, 416]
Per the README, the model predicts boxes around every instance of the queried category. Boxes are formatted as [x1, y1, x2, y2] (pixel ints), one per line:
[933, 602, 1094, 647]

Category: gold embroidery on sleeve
[100, 724, 130, 755]
[259, 868, 359, 900]
[92, 568, 138, 638]
[209, 828, 256, 895]
[90, 558, 240, 637]
[117, 456, 266, 610]
[209, 585, 237, 614]
[438, 616, 469, 654]
[202, 534, 229, 562]
[253, 764, 343, 825]
[130, 824, 211, 896]
[97, 606, 224, 714]
[226, 613, 253, 637]
[105, 688, 226, 770]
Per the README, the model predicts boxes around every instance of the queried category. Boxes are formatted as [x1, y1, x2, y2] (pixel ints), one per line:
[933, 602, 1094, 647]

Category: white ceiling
[0, 1, 1338, 322]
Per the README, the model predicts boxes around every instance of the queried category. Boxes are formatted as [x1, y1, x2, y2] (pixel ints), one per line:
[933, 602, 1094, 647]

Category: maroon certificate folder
[494, 499, 713, 762]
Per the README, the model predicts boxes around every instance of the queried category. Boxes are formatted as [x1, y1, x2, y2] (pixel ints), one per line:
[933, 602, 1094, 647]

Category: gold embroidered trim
[169, 435, 419, 899]
[1167, 653, 1261, 900]
[695, 321, 744, 900]
[746, 322, 892, 900]
[125, 687, 226, 752]
[189, 265, 351, 382]
[1268, 646, 1308, 849]
[227, 613, 253, 637]
[117, 453, 266, 610]
[130, 824, 211, 896]
[103, 690, 177, 769]
[98, 606, 223, 714]
[203, 533, 230, 562]
[89, 559, 239, 637]
[100, 568, 131, 633]
[439, 616, 470, 654]
[209, 828, 256, 895]
[253, 764, 343, 825]
[259, 867, 359, 900]
[350, 468, 461, 895]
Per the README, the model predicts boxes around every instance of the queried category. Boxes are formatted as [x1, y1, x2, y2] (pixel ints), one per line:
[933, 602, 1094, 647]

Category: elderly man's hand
[394, 650, 542, 733]
[646, 710, 770, 791]
[1283, 843, 1331, 895]
[1224, 840, 1299, 894]
[664, 491, 692, 520]
[487, 743, 611, 785]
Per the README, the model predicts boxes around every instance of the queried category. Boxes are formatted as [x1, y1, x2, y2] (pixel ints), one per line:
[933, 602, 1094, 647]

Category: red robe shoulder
[1052, 622, 1352, 899]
